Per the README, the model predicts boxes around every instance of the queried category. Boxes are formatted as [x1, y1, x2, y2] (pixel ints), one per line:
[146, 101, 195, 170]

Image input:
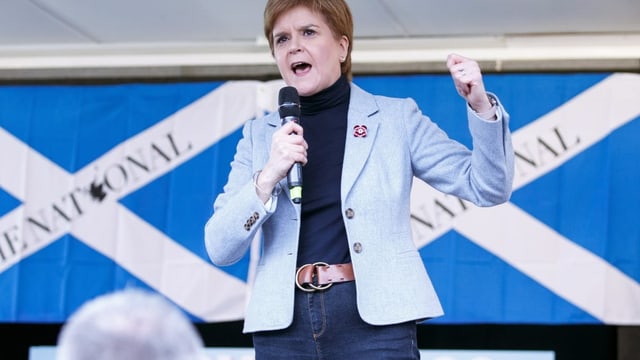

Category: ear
[338, 35, 349, 60]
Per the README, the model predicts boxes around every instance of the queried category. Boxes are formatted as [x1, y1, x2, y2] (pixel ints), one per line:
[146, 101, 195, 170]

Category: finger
[268, 139, 306, 176]
[449, 60, 473, 82]
[292, 123, 304, 138]
[280, 121, 303, 136]
[446, 53, 465, 68]
[452, 68, 473, 87]
[447, 54, 487, 102]
[453, 65, 482, 89]
[283, 138, 307, 164]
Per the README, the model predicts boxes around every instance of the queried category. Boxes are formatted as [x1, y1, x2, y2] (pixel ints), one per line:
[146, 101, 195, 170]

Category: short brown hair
[263, 0, 354, 81]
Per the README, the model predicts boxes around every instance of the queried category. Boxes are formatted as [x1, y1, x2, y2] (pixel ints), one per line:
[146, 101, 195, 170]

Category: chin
[287, 83, 311, 96]
[282, 75, 311, 95]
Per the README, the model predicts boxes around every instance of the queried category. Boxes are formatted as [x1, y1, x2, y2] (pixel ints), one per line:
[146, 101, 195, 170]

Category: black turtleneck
[297, 75, 351, 266]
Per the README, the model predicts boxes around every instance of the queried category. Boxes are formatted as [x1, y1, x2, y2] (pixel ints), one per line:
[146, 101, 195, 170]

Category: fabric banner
[0, 73, 638, 324]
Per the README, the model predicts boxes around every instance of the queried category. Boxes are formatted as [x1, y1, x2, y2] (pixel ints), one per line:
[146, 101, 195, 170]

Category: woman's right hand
[255, 121, 308, 196]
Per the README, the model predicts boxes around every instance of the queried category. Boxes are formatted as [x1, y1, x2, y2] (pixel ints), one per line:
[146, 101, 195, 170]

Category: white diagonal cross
[0, 79, 285, 321]
[411, 73, 640, 324]
[2, 74, 639, 325]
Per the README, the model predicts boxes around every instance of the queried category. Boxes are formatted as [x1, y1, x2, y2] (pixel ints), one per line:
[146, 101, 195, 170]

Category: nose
[288, 35, 302, 54]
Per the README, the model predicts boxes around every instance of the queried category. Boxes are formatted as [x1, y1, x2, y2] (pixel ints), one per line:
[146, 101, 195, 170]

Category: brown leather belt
[295, 262, 354, 292]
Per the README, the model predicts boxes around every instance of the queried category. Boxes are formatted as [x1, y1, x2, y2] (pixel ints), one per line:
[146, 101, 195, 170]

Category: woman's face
[271, 6, 348, 96]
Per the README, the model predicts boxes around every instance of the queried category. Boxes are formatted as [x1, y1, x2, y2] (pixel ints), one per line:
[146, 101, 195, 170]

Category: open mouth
[291, 62, 311, 74]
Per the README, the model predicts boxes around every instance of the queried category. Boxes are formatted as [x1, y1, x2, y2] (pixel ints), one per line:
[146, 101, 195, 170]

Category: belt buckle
[295, 262, 333, 292]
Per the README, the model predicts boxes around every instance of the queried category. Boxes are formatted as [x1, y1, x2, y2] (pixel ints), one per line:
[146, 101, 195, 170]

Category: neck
[299, 75, 350, 115]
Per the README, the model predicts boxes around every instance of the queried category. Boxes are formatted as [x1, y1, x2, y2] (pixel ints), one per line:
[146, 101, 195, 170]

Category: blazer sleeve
[204, 119, 276, 266]
[406, 94, 514, 206]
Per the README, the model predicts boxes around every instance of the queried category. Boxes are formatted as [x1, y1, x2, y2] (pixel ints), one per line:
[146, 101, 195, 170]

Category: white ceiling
[1, 0, 639, 80]
[3, 0, 640, 45]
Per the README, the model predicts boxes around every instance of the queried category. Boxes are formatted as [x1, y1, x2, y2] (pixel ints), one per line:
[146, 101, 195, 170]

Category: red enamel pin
[353, 124, 367, 137]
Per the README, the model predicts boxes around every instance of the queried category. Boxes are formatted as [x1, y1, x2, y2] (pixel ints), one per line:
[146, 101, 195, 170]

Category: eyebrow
[273, 24, 320, 39]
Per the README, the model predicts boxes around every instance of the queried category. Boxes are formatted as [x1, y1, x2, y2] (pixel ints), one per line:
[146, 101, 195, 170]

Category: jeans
[252, 281, 420, 360]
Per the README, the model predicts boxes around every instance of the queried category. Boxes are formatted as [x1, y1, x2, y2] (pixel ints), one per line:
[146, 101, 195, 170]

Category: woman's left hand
[446, 53, 493, 114]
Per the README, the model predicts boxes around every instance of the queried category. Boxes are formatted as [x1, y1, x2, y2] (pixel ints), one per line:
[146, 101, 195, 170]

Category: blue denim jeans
[252, 281, 420, 359]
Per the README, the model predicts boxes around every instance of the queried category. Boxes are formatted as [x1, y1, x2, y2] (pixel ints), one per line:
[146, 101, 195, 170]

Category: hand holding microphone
[278, 86, 304, 204]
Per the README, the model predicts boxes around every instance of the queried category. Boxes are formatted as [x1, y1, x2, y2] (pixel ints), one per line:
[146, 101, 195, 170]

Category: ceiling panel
[0, 0, 90, 44]
[386, 0, 640, 37]
[31, 0, 267, 43]
[0, 0, 638, 79]
[1, 0, 638, 46]
[348, 0, 408, 38]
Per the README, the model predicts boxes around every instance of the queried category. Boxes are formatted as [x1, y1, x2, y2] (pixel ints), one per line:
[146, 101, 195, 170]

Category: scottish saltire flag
[0, 73, 638, 325]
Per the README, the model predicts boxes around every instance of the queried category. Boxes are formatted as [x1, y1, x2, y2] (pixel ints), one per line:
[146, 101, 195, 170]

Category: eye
[303, 28, 316, 36]
[274, 35, 289, 45]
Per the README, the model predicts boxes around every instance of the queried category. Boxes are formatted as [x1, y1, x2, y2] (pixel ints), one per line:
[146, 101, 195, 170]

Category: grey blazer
[205, 83, 514, 333]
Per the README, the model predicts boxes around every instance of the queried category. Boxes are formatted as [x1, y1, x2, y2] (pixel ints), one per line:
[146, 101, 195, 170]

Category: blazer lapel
[264, 112, 280, 169]
[341, 84, 380, 199]
[263, 85, 380, 203]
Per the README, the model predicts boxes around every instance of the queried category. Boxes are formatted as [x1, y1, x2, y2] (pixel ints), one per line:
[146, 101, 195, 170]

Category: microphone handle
[287, 163, 302, 204]
[281, 115, 303, 203]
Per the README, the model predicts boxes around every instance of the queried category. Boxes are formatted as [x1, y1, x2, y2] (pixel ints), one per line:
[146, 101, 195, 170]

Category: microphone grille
[278, 86, 300, 118]
[278, 86, 299, 105]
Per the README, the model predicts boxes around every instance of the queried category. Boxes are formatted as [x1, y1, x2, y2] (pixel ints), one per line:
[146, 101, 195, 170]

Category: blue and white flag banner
[0, 73, 638, 325]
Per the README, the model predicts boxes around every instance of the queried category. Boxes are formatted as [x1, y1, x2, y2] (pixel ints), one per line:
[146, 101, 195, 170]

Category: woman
[205, 0, 514, 358]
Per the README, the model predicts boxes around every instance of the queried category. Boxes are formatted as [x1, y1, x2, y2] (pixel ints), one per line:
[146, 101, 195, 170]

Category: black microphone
[278, 86, 303, 204]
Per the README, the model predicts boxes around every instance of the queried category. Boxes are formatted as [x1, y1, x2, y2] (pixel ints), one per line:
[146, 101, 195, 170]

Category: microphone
[278, 86, 303, 204]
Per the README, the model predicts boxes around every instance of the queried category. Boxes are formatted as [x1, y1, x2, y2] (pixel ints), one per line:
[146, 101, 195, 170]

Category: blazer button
[353, 242, 363, 253]
[345, 208, 355, 219]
